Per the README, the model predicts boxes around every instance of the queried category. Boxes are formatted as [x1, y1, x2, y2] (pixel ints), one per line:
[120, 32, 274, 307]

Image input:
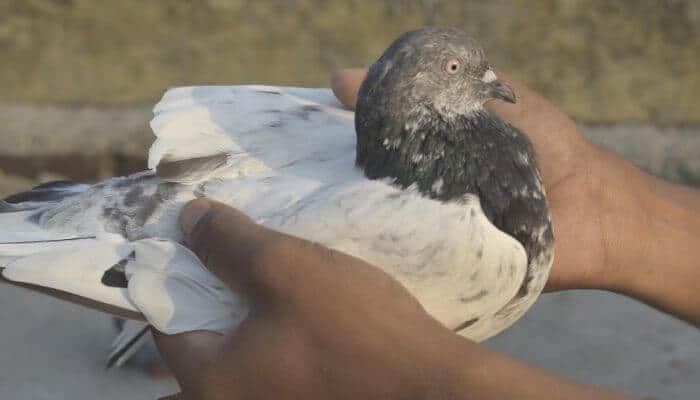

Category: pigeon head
[355, 27, 520, 174]
[356, 27, 515, 126]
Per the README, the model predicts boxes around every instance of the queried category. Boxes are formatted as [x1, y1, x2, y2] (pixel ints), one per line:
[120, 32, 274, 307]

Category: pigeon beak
[482, 70, 516, 104]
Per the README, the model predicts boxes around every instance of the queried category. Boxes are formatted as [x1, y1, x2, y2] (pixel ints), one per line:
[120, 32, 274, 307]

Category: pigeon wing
[149, 85, 356, 184]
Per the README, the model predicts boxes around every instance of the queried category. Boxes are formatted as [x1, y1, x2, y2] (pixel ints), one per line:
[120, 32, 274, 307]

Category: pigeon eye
[444, 58, 461, 75]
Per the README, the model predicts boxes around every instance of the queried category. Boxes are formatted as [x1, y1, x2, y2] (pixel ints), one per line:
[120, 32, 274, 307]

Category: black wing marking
[156, 153, 229, 182]
[101, 252, 135, 288]
[3, 180, 88, 205]
[0, 236, 97, 245]
[106, 324, 151, 369]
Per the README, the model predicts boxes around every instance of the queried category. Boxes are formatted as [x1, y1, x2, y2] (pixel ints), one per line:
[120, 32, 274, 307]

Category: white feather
[108, 320, 151, 368]
[3, 241, 137, 312]
[0, 211, 98, 260]
[126, 239, 247, 334]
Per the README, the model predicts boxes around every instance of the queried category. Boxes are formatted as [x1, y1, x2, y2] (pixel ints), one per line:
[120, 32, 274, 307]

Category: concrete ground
[489, 291, 700, 400]
[0, 284, 178, 400]
[1, 281, 698, 399]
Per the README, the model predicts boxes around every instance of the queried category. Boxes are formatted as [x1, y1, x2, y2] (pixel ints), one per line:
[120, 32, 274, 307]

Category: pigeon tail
[0, 182, 142, 318]
[0, 184, 247, 335]
[0, 233, 141, 316]
[107, 320, 152, 368]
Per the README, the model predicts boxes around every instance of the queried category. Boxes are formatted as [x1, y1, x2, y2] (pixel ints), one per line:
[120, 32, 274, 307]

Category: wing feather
[148, 86, 355, 183]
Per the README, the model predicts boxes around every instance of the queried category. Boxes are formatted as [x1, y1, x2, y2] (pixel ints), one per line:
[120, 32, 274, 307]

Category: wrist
[585, 145, 654, 292]
[424, 331, 633, 400]
[419, 330, 526, 400]
[588, 146, 700, 322]
[420, 332, 484, 399]
[392, 326, 473, 399]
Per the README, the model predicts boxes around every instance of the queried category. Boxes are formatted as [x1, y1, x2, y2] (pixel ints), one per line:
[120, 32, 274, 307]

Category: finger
[179, 198, 279, 299]
[153, 329, 227, 396]
[180, 199, 337, 305]
[331, 68, 367, 110]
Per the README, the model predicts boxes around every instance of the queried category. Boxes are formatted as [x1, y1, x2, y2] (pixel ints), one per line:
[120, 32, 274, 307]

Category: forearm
[592, 145, 700, 324]
[426, 333, 633, 400]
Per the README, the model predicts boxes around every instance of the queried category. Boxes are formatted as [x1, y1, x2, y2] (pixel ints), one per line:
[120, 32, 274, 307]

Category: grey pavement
[1, 281, 698, 399]
[489, 290, 699, 400]
[0, 284, 178, 400]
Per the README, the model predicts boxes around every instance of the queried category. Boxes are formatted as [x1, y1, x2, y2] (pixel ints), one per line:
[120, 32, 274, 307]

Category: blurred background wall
[1, 0, 699, 195]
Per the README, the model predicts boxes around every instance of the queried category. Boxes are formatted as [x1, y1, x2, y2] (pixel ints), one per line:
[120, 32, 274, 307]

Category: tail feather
[107, 320, 151, 368]
[3, 180, 88, 206]
[0, 182, 142, 318]
[0, 206, 98, 259]
[0, 235, 99, 260]
[2, 181, 238, 368]
[3, 180, 155, 368]
[0, 180, 95, 259]
[0, 200, 16, 212]
[2, 241, 139, 312]
[0, 200, 37, 213]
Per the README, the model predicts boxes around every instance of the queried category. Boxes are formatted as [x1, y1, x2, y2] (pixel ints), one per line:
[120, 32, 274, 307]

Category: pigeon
[0, 27, 554, 363]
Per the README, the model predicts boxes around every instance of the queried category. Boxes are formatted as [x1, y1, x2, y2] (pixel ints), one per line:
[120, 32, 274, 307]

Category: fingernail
[180, 199, 211, 239]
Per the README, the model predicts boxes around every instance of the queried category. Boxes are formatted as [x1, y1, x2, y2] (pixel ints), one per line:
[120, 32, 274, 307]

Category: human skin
[156, 199, 633, 400]
[155, 71, 700, 399]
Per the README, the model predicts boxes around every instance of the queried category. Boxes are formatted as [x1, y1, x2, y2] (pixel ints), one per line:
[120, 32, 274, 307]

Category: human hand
[331, 68, 606, 292]
[155, 199, 461, 400]
[156, 199, 631, 400]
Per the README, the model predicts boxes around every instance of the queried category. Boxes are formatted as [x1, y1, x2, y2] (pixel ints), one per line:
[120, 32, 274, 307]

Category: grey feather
[106, 323, 151, 369]
[0, 236, 97, 245]
[3, 180, 88, 205]
[156, 153, 229, 182]
[0, 200, 22, 213]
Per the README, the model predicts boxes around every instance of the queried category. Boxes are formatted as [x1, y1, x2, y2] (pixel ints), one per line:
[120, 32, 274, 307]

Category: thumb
[331, 68, 366, 110]
[178, 198, 296, 302]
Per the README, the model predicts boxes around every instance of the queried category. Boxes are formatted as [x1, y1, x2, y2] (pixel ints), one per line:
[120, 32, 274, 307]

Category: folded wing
[149, 85, 356, 184]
